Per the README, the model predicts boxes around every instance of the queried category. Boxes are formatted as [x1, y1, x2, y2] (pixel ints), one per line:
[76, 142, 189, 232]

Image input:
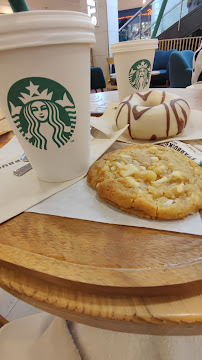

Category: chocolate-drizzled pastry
[115, 90, 190, 140]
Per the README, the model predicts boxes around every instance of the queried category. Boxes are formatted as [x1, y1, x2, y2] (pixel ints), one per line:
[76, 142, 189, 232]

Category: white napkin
[28, 173, 202, 236]
[0, 126, 127, 224]
[0, 138, 84, 224]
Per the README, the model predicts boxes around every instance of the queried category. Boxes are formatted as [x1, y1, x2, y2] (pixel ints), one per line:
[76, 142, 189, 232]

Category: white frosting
[115, 90, 190, 140]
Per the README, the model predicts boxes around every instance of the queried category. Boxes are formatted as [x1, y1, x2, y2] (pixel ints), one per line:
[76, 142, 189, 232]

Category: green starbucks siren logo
[7, 77, 76, 150]
[128, 59, 151, 90]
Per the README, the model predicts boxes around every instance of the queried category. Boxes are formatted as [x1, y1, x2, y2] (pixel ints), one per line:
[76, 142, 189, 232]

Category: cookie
[87, 144, 202, 220]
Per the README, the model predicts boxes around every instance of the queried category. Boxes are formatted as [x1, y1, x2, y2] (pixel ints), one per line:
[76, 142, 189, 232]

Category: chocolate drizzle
[131, 92, 154, 121]
[170, 98, 189, 134]
[160, 91, 166, 104]
[116, 94, 134, 138]
[132, 105, 151, 120]
[150, 134, 157, 140]
[136, 91, 153, 101]
[162, 103, 170, 136]
[178, 104, 188, 126]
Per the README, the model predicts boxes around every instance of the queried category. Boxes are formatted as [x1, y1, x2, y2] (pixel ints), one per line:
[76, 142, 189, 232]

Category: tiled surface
[0, 288, 42, 322]
[0, 288, 18, 318]
[6, 299, 42, 321]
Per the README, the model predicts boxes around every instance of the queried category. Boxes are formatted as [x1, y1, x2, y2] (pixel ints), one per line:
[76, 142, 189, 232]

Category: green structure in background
[8, 0, 29, 12]
[151, 0, 168, 38]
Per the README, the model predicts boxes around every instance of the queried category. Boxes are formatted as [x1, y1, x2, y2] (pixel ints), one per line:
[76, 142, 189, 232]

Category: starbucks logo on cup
[7, 77, 76, 150]
[128, 59, 151, 90]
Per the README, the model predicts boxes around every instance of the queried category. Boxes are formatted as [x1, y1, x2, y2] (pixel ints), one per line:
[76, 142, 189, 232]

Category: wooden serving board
[0, 212, 202, 295]
[1, 88, 202, 296]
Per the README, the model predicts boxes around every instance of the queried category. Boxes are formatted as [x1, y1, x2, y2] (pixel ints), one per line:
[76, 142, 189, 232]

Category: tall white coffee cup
[0, 11, 95, 182]
[111, 39, 158, 101]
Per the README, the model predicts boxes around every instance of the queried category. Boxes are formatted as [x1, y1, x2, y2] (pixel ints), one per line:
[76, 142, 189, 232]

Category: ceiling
[118, 0, 150, 11]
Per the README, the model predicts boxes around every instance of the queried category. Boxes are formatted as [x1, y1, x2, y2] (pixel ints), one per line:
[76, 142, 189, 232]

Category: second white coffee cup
[111, 39, 158, 101]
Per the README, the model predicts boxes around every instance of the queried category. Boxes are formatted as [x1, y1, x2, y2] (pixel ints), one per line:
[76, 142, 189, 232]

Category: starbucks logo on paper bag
[7, 77, 76, 150]
[128, 59, 151, 90]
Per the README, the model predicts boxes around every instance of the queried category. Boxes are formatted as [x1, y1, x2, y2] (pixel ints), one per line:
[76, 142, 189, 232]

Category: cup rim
[0, 10, 96, 51]
[111, 39, 158, 54]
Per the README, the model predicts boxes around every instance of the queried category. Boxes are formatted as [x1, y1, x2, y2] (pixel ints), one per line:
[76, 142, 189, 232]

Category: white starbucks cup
[111, 39, 158, 101]
[0, 11, 95, 182]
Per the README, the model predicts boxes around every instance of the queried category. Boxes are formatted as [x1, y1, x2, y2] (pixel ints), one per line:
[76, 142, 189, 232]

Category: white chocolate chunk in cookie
[170, 183, 185, 196]
[176, 183, 185, 194]
[115, 162, 123, 168]
[171, 170, 183, 180]
[153, 176, 168, 184]
[110, 166, 116, 172]
[155, 164, 166, 175]
[125, 176, 140, 187]
[119, 164, 139, 177]
[164, 199, 174, 206]
[151, 156, 159, 162]
[141, 170, 157, 182]
[102, 164, 110, 172]
[119, 154, 132, 160]
[177, 184, 184, 193]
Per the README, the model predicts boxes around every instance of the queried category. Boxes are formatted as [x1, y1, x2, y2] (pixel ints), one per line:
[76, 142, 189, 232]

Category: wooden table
[1, 88, 202, 336]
